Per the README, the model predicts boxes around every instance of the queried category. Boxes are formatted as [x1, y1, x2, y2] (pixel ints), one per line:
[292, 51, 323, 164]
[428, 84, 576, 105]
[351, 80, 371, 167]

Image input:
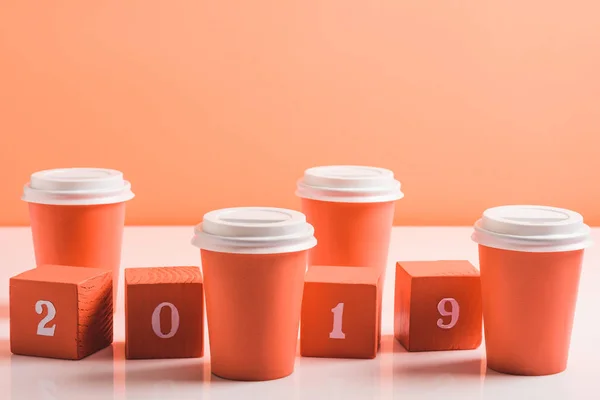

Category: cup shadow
[378, 334, 408, 354]
[124, 358, 209, 384]
[82, 343, 116, 362]
[395, 357, 486, 377]
[0, 303, 9, 319]
[0, 340, 10, 359]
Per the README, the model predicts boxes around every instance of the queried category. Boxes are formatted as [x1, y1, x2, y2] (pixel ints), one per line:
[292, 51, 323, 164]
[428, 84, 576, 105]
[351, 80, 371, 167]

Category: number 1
[329, 302, 345, 339]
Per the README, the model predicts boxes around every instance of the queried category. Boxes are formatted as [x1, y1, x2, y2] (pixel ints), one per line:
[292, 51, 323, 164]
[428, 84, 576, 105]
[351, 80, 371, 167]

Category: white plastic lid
[471, 205, 593, 253]
[295, 165, 404, 203]
[191, 207, 317, 254]
[22, 168, 134, 205]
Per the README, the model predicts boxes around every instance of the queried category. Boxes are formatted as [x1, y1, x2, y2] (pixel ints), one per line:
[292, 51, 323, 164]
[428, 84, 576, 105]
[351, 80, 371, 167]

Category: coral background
[1, 2, 599, 226]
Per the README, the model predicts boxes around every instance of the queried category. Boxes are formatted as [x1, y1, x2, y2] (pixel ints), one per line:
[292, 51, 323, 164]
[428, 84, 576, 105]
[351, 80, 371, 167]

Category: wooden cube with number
[394, 260, 482, 352]
[10, 265, 113, 360]
[125, 266, 204, 359]
[300, 265, 382, 359]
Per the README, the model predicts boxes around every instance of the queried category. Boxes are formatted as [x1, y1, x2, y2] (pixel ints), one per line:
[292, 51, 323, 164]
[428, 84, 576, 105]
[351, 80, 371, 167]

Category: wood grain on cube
[125, 266, 204, 359]
[394, 260, 482, 352]
[301, 266, 382, 359]
[10, 265, 113, 360]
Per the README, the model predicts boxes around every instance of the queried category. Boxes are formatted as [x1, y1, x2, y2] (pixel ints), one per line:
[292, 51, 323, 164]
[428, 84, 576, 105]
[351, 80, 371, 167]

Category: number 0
[151, 302, 180, 339]
[36, 300, 57, 336]
[437, 298, 459, 329]
[329, 302, 346, 339]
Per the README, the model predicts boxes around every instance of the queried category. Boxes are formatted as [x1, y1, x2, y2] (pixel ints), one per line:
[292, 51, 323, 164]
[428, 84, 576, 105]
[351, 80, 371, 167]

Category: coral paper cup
[22, 168, 134, 310]
[472, 205, 593, 376]
[296, 165, 403, 346]
[192, 207, 316, 381]
[298, 200, 396, 270]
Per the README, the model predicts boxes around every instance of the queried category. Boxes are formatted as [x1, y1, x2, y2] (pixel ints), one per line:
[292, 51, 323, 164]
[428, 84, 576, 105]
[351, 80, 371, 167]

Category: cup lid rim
[191, 207, 317, 254]
[471, 205, 593, 252]
[22, 168, 134, 205]
[296, 165, 404, 203]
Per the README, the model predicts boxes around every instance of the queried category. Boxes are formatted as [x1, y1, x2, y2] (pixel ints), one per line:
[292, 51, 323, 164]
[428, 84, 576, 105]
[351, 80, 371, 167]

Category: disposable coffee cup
[296, 165, 404, 346]
[192, 207, 316, 381]
[472, 205, 593, 376]
[22, 168, 134, 310]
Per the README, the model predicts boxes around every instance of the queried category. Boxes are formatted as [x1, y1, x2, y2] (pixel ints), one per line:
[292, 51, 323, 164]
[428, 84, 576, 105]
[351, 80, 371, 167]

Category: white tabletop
[0, 226, 598, 400]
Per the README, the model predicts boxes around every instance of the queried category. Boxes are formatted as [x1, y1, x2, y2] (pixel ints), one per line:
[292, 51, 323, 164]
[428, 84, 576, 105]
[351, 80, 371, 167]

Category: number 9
[437, 298, 459, 329]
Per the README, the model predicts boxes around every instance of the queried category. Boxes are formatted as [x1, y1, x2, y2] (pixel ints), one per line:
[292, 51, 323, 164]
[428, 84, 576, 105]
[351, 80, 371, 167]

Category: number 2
[36, 300, 57, 336]
[152, 302, 180, 339]
[329, 302, 345, 339]
[437, 298, 459, 329]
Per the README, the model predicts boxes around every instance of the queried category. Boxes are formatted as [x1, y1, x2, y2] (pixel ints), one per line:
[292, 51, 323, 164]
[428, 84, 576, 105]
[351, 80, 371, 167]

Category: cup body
[478, 245, 584, 375]
[200, 249, 307, 381]
[192, 206, 316, 380]
[300, 198, 395, 271]
[29, 202, 126, 308]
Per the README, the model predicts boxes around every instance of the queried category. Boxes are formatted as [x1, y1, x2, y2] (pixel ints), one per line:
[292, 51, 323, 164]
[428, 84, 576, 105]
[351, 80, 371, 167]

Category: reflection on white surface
[9, 346, 115, 400]
[0, 227, 599, 399]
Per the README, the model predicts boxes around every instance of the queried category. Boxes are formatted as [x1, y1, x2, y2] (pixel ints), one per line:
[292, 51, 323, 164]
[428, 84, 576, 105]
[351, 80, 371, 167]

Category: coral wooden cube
[394, 260, 482, 352]
[125, 266, 204, 359]
[301, 266, 383, 359]
[10, 265, 113, 360]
